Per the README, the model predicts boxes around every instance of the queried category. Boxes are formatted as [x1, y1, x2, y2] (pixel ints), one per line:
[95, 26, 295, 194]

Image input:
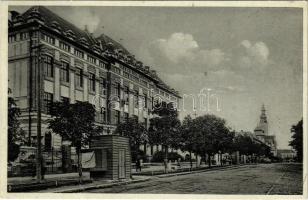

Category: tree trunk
[164, 145, 168, 173]
[220, 153, 223, 166]
[204, 153, 207, 167]
[208, 153, 211, 168]
[189, 151, 192, 169]
[77, 147, 82, 184]
[195, 154, 198, 168]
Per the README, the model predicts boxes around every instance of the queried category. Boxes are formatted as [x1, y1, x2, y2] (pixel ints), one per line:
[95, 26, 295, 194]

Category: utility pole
[36, 43, 43, 182]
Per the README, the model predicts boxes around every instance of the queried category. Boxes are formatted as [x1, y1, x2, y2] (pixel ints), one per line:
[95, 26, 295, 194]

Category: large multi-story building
[8, 6, 180, 156]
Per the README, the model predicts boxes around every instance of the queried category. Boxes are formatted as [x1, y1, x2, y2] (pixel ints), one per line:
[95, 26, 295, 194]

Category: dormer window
[51, 21, 60, 27]
[106, 42, 114, 53]
[29, 8, 40, 18]
[15, 15, 25, 24]
[65, 30, 76, 40]
[116, 49, 124, 59]
[92, 44, 101, 54]
[51, 21, 62, 33]
[79, 37, 89, 47]
[136, 61, 143, 69]
[27, 8, 45, 23]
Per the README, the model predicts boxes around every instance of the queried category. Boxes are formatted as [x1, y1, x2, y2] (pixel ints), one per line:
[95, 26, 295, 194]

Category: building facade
[8, 6, 180, 157]
[277, 149, 296, 160]
[254, 105, 277, 156]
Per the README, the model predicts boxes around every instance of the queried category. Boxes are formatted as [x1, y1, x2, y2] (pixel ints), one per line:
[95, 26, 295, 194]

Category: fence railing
[8, 146, 78, 177]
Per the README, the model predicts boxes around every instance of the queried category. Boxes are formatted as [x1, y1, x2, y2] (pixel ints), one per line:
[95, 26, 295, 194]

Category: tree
[233, 134, 254, 156]
[8, 88, 25, 162]
[180, 115, 197, 169]
[233, 133, 272, 163]
[114, 117, 147, 162]
[148, 102, 181, 172]
[289, 119, 303, 162]
[193, 114, 231, 168]
[48, 101, 101, 181]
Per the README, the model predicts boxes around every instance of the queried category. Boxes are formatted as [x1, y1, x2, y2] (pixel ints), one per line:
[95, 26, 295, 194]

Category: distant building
[236, 130, 265, 145]
[277, 149, 296, 160]
[8, 6, 181, 157]
[254, 105, 277, 156]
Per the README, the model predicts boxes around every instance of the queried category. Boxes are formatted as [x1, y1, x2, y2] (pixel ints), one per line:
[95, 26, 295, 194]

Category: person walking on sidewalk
[136, 159, 142, 172]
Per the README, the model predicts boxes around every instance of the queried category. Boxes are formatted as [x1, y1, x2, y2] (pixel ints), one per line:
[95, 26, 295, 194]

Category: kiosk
[89, 135, 131, 180]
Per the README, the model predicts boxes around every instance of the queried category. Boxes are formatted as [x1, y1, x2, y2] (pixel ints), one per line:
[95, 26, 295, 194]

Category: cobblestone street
[87, 163, 303, 194]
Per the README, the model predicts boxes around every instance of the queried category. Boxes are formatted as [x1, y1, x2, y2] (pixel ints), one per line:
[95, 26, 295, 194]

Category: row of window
[10, 32, 161, 95]
[112, 111, 147, 127]
[40, 33, 153, 90]
[43, 55, 175, 104]
[44, 92, 108, 123]
[8, 32, 29, 43]
[59, 41, 70, 52]
[41, 33, 55, 45]
[43, 55, 107, 93]
[43, 92, 148, 126]
[41, 33, 105, 68]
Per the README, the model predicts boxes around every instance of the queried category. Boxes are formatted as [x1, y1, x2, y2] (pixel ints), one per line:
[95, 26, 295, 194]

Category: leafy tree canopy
[48, 101, 101, 148]
[8, 88, 26, 162]
[148, 102, 181, 149]
[114, 117, 148, 151]
[289, 119, 303, 161]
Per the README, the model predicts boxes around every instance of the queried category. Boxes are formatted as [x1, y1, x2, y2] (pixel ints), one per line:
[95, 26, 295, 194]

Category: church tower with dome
[254, 104, 269, 140]
[254, 104, 277, 156]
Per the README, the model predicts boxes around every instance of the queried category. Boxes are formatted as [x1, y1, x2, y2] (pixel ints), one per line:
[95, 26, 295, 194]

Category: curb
[54, 177, 152, 193]
[156, 164, 251, 178]
[8, 179, 93, 192]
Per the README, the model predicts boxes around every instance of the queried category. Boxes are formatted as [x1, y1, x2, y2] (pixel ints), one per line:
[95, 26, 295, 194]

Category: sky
[11, 6, 303, 149]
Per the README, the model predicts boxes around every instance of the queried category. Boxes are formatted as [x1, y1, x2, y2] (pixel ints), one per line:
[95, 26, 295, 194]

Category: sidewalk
[132, 162, 209, 176]
[8, 172, 92, 192]
[7, 172, 151, 193]
[8, 172, 90, 185]
[44, 176, 151, 193]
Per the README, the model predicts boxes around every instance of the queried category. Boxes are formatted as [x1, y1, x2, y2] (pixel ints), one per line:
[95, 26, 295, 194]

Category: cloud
[239, 40, 270, 69]
[148, 32, 227, 74]
[141, 35, 270, 99]
[155, 33, 198, 63]
[68, 8, 101, 33]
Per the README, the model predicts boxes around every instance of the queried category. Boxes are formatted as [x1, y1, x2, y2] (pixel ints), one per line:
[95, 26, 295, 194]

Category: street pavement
[86, 163, 303, 194]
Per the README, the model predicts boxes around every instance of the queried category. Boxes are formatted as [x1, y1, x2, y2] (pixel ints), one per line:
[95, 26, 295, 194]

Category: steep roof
[96, 34, 131, 55]
[22, 6, 98, 47]
[16, 6, 180, 97]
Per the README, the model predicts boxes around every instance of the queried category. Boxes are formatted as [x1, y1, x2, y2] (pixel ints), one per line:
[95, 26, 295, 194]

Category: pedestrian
[30, 157, 36, 178]
[177, 158, 181, 168]
[136, 159, 140, 172]
[139, 159, 143, 172]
